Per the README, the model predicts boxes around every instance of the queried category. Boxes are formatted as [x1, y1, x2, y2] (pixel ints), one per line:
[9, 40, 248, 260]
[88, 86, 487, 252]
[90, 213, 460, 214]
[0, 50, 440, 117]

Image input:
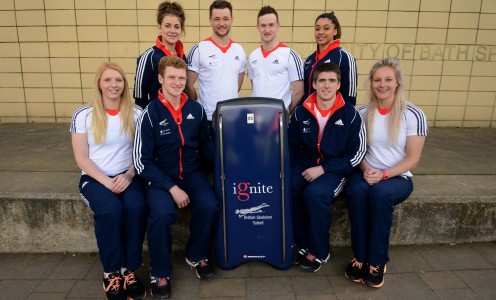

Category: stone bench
[2, 175, 495, 253]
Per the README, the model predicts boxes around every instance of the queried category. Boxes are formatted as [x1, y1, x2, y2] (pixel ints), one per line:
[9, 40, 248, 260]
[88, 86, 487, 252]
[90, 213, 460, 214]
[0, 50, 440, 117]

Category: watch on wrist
[382, 170, 389, 180]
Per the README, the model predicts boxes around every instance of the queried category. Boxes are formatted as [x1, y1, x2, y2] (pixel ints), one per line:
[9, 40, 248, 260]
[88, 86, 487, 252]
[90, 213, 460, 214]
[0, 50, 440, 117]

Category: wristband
[382, 170, 389, 180]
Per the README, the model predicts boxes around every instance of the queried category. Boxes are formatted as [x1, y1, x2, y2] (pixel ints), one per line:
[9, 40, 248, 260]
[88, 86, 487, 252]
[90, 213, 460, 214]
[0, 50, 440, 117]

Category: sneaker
[299, 252, 330, 272]
[103, 273, 126, 300]
[185, 257, 216, 280]
[293, 248, 307, 265]
[150, 276, 171, 299]
[344, 258, 365, 282]
[122, 270, 146, 300]
[363, 264, 387, 288]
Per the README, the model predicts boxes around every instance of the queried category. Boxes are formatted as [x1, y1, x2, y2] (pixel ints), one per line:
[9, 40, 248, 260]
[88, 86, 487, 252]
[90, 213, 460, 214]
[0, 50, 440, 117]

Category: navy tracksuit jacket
[303, 40, 357, 106]
[133, 91, 216, 277]
[289, 91, 366, 259]
[133, 37, 187, 109]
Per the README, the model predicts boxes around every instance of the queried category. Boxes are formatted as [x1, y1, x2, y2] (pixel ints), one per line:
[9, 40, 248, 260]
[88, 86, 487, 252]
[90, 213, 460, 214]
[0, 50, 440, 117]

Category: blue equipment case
[213, 97, 294, 270]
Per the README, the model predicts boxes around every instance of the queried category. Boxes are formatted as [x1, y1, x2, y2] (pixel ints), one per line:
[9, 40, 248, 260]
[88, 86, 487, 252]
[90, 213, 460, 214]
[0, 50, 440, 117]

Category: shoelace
[369, 265, 380, 274]
[306, 253, 317, 262]
[198, 259, 209, 268]
[105, 275, 122, 292]
[157, 277, 169, 287]
[351, 258, 363, 269]
[122, 271, 137, 288]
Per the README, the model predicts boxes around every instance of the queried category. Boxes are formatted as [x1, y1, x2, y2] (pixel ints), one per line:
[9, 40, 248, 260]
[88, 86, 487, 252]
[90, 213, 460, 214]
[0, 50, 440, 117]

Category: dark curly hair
[157, 1, 185, 32]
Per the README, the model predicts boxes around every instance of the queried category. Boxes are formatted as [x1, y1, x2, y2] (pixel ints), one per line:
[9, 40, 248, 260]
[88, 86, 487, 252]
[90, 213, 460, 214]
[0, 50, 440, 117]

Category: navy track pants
[291, 164, 345, 260]
[79, 174, 147, 273]
[146, 171, 218, 278]
[346, 169, 413, 265]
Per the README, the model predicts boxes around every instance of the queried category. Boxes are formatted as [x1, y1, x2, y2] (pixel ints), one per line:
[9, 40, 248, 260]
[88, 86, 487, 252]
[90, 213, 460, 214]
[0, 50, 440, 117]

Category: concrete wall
[1, 0, 496, 127]
[2, 192, 495, 253]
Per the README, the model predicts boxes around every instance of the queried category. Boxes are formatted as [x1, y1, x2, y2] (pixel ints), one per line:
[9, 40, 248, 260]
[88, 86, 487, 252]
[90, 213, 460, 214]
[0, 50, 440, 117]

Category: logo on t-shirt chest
[208, 53, 218, 67]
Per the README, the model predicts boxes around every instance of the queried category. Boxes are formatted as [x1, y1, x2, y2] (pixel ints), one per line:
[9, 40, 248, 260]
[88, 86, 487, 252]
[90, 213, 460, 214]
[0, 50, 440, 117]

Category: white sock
[104, 270, 120, 279]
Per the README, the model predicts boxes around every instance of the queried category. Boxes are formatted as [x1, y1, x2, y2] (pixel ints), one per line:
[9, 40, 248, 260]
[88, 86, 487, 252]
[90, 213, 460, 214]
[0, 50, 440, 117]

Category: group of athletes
[70, 1, 428, 299]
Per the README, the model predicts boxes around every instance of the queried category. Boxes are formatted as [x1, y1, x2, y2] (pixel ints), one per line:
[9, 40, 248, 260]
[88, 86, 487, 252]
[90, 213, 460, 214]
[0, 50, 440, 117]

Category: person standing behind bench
[345, 58, 427, 288]
[289, 62, 366, 273]
[134, 1, 187, 109]
[302, 12, 357, 106]
[248, 5, 304, 113]
[134, 56, 217, 299]
[71, 62, 147, 300]
[186, 0, 246, 133]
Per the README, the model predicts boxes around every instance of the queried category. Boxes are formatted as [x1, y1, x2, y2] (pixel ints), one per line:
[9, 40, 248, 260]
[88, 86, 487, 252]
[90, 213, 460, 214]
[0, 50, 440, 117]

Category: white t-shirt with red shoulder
[358, 103, 427, 177]
[248, 43, 303, 109]
[187, 38, 246, 120]
[70, 105, 143, 176]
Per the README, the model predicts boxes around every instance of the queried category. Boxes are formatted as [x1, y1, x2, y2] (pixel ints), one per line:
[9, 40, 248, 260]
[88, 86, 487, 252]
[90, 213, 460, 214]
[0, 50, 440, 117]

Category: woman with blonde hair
[345, 58, 427, 288]
[71, 62, 147, 300]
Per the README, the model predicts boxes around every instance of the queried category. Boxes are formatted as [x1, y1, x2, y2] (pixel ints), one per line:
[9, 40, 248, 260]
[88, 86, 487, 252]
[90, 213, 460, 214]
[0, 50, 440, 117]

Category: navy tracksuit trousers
[146, 171, 217, 278]
[291, 164, 346, 260]
[346, 169, 413, 265]
[79, 174, 147, 273]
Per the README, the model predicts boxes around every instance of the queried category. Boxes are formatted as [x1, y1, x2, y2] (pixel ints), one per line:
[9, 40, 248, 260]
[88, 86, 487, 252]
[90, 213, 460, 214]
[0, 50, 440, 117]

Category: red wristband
[382, 170, 389, 180]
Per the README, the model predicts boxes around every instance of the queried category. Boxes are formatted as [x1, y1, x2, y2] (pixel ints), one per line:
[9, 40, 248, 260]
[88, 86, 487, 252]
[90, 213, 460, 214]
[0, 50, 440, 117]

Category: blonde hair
[92, 62, 135, 144]
[364, 57, 406, 145]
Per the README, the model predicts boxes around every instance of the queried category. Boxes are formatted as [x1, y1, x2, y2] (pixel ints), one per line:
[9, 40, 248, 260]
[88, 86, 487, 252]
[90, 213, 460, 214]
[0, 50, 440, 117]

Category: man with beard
[186, 0, 246, 134]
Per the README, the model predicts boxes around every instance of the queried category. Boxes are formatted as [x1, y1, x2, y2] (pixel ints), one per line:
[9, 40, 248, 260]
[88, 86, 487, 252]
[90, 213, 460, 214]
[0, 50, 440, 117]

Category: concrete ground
[0, 124, 495, 299]
[1, 243, 496, 300]
[0, 124, 495, 194]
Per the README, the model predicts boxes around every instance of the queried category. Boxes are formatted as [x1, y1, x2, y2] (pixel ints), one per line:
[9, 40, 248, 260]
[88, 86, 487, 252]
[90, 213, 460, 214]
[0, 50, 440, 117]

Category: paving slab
[0, 254, 63, 280]
[1, 243, 495, 299]
[27, 293, 67, 300]
[291, 275, 334, 296]
[418, 271, 468, 290]
[454, 269, 496, 299]
[381, 273, 439, 300]
[387, 245, 434, 273]
[415, 244, 495, 271]
[329, 274, 387, 299]
[34, 280, 76, 293]
[246, 277, 294, 299]
[433, 288, 480, 300]
[0, 280, 41, 300]
[47, 253, 98, 280]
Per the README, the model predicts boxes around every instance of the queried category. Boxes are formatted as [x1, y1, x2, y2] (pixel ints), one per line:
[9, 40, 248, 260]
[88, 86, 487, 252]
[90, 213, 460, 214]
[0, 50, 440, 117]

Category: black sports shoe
[103, 272, 126, 300]
[122, 269, 146, 299]
[293, 248, 307, 265]
[150, 276, 171, 299]
[363, 264, 387, 288]
[344, 258, 365, 282]
[185, 257, 216, 280]
[299, 252, 330, 273]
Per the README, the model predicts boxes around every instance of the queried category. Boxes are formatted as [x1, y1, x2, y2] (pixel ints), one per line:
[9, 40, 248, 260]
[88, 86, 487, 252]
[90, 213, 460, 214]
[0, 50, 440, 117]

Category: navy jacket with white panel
[133, 91, 212, 191]
[289, 92, 366, 176]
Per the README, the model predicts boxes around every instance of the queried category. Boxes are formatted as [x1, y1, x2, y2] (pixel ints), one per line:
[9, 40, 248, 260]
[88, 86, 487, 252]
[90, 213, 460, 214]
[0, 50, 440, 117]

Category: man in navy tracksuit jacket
[289, 63, 366, 272]
[303, 39, 357, 106]
[133, 56, 216, 297]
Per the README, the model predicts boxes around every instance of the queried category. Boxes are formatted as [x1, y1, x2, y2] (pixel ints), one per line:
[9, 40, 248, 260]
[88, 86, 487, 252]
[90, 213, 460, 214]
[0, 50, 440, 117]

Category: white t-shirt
[248, 44, 303, 109]
[70, 105, 142, 176]
[358, 103, 427, 177]
[188, 38, 246, 120]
